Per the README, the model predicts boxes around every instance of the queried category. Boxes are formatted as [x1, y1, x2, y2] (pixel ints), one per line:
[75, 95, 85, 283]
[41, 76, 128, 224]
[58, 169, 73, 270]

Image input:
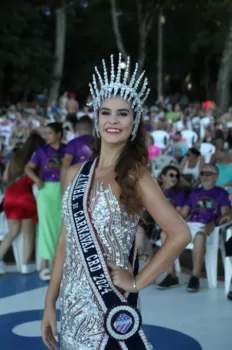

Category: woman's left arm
[135, 171, 191, 291]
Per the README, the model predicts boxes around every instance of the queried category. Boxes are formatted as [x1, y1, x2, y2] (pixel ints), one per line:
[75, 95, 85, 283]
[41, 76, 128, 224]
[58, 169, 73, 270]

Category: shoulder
[214, 186, 229, 196]
[136, 167, 159, 193]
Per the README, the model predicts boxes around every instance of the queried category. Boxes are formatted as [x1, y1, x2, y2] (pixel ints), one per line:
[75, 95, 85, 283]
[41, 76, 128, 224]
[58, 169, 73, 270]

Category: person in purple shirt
[181, 164, 231, 292]
[156, 166, 186, 289]
[25, 122, 66, 281]
[61, 116, 94, 191]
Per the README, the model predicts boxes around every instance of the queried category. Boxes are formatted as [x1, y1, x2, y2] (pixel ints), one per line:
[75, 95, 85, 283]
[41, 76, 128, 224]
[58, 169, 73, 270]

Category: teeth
[106, 128, 121, 133]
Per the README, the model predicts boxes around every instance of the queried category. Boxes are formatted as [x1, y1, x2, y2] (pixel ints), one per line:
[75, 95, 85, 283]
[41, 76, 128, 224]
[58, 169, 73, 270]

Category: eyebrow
[100, 108, 130, 113]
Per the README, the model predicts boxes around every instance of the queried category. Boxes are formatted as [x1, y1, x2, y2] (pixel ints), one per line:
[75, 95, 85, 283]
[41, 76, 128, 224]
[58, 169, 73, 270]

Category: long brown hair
[7, 149, 25, 184]
[92, 122, 148, 215]
[6, 131, 45, 185]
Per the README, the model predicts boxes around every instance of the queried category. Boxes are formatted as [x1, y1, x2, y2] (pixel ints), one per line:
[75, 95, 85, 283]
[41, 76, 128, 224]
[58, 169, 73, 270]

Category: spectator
[181, 165, 231, 292]
[146, 134, 161, 160]
[0, 132, 45, 275]
[180, 147, 204, 185]
[25, 122, 66, 281]
[156, 166, 186, 289]
[61, 116, 94, 191]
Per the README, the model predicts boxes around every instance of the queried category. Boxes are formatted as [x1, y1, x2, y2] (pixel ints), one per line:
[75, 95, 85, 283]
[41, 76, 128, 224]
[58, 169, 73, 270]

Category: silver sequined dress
[59, 181, 140, 349]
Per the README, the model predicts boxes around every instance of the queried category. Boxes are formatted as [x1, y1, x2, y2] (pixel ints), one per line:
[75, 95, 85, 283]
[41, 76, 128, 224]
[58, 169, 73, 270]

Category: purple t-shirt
[65, 135, 93, 165]
[162, 188, 186, 208]
[30, 144, 66, 182]
[186, 186, 230, 225]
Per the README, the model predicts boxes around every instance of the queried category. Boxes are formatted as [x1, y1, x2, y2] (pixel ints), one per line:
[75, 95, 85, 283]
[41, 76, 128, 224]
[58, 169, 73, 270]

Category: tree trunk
[137, 1, 153, 76]
[109, 0, 153, 75]
[157, 7, 163, 99]
[217, 16, 232, 113]
[109, 0, 128, 62]
[48, 5, 66, 106]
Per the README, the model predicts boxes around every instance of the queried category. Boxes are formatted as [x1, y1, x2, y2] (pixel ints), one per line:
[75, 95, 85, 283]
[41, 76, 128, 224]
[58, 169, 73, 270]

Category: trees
[109, 0, 154, 75]
[0, 1, 52, 103]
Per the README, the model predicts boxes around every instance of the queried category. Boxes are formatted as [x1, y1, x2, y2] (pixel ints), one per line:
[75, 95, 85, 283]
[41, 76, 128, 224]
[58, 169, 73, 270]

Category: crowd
[0, 93, 232, 300]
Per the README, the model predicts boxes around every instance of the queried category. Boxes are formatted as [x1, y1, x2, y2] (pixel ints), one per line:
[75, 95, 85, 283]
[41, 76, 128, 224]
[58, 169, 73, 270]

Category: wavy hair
[91, 122, 148, 215]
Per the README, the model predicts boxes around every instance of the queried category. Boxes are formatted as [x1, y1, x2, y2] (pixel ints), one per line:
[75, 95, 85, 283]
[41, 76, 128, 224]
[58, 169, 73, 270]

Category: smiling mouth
[105, 128, 122, 134]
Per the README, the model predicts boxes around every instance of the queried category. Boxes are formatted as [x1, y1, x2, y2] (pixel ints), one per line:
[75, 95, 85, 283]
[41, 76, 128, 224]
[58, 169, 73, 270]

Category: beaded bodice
[89, 182, 139, 269]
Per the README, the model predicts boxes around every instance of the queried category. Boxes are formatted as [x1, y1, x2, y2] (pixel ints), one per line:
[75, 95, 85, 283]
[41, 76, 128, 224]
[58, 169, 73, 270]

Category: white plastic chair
[151, 156, 178, 177]
[200, 143, 215, 163]
[181, 130, 198, 148]
[151, 130, 170, 149]
[154, 222, 232, 289]
[220, 227, 232, 295]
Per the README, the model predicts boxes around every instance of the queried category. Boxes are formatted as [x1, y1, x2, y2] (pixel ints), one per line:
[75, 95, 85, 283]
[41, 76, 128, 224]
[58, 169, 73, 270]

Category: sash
[70, 160, 151, 349]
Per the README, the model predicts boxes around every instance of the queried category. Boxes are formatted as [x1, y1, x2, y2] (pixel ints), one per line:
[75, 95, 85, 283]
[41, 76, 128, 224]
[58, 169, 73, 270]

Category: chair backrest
[151, 156, 178, 176]
[151, 130, 170, 149]
[200, 142, 216, 163]
[181, 130, 198, 148]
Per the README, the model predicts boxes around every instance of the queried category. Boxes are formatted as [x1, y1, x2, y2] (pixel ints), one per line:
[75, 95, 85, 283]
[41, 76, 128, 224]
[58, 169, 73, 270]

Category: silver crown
[87, 53, 150, 140]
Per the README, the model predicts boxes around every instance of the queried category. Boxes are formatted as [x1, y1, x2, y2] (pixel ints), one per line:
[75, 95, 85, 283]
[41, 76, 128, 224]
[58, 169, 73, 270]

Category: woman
[156, 166, 186, 289]
[180, 147, 204, 185]
[145, 133, 161, 160]
[158, 166, 186, 210]
[25, 123, 66, 281]
[0, 132, 45, 275]
[41, 54, 191, 350]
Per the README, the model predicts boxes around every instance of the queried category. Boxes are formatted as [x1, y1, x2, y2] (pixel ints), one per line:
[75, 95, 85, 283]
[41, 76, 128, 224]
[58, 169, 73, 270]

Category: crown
[87, 53, 150, 140]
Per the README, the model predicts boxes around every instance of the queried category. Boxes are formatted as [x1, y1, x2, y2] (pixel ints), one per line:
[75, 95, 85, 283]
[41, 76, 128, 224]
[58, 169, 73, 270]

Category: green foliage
[1, 0, 232, 102]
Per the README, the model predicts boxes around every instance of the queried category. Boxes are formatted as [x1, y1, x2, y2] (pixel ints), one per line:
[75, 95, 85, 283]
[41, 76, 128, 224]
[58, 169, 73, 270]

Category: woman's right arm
[25, 162, 43, 188]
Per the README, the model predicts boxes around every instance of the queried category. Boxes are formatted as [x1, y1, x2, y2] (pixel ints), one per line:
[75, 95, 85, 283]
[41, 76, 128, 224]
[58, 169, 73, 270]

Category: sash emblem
[114, 313, 132, 334]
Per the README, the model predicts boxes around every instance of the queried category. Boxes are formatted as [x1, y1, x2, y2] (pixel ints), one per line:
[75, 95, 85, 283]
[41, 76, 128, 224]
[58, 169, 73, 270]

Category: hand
[219, 214, 231, 225]
[107, 262, 136, 293]
[36, 179, 44, 189]
[41, 306, 58, 350]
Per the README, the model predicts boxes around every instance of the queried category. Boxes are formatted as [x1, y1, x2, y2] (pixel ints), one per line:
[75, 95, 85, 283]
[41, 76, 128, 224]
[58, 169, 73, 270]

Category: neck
[98, 140, 126, 168]
[162, 184, 172, 190]
[50, 141, 60, 150]
[202, 184, 215, 190]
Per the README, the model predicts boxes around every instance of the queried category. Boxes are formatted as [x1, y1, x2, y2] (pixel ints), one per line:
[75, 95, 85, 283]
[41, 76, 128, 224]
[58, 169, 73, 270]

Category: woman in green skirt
[25, 122, 66, 280]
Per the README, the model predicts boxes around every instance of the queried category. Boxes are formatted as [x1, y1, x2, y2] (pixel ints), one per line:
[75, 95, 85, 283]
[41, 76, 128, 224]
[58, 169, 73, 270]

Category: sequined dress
[60, 181, 140, 349]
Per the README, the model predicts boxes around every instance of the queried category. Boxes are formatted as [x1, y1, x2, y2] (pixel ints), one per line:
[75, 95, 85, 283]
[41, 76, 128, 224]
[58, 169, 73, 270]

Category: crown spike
[95, 66, 104, 87]
[110, 54, 115, 84]
[134, 71, 145, 91]
[116, 53, 122, 83]
[102, 59, 108, 85]
[123, 56, 130, 84]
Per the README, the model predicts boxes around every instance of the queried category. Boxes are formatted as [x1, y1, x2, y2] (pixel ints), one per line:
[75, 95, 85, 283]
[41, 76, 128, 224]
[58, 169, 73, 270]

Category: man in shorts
[181, 164, 231, 292]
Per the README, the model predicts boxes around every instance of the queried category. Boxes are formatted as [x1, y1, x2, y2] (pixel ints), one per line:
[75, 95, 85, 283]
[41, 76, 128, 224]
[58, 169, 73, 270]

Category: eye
[101, 111, 110, 116]
[119, 112, 128, 117]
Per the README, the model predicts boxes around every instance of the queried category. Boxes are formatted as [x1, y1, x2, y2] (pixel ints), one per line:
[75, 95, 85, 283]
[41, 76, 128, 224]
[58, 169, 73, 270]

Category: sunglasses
[168, 173, 179, 179]
[200, 171, 217, 177]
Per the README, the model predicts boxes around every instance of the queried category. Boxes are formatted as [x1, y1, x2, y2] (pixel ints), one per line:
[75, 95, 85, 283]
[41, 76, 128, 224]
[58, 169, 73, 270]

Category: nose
[108, 112, 118, 124]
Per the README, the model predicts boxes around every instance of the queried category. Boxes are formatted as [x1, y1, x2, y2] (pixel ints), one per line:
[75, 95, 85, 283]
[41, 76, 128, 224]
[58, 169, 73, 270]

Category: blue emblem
[113, 313, 133, 334]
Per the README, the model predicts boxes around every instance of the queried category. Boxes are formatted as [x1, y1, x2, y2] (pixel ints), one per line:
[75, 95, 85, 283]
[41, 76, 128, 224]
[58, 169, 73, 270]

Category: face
[162, 169, 180, 188]
[98, 97, 134, 145]
[46, 127, 61, 145]
[200, 166, 218, 189]
[77, 122, 92, 136]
